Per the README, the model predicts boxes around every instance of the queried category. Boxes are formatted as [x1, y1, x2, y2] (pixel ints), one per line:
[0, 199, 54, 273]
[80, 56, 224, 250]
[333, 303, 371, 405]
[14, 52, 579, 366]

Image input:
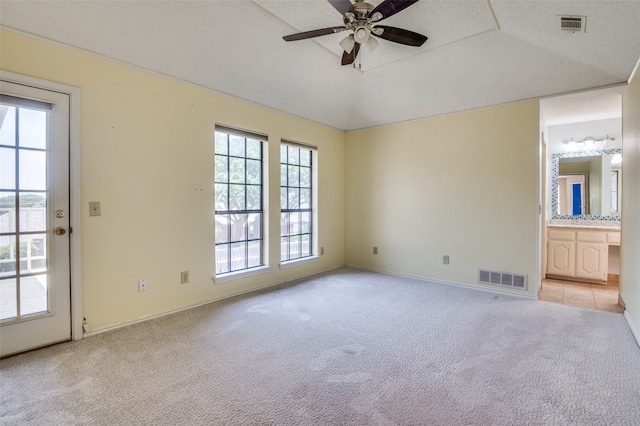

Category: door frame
[1, 71, 83, 342]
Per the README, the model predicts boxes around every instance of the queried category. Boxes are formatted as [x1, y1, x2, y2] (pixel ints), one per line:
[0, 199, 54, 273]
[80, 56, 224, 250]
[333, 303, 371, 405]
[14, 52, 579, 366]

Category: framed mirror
[551, 149, 622, 220]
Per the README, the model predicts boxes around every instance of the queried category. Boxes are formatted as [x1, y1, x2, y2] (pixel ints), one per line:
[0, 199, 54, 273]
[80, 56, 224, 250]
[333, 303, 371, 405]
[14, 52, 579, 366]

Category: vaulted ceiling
[1, 0, 639, 130]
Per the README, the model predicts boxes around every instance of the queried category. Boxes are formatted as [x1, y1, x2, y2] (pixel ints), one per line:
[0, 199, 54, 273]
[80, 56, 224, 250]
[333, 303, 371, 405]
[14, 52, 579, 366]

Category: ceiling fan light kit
[283, 0, 428, 66]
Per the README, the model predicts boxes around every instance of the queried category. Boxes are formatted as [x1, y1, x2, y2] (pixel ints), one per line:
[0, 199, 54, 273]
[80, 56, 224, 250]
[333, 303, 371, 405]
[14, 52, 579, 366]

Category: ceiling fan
[283, 0, 428, 66]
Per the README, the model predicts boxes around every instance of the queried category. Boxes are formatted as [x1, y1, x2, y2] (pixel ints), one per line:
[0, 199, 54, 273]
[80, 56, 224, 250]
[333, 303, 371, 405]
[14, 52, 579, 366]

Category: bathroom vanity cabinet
[547, 227, 620, 283]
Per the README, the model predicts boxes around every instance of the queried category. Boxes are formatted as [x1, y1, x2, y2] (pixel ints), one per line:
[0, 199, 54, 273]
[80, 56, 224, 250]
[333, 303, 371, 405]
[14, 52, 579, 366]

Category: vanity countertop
[547, 224, 621, 231]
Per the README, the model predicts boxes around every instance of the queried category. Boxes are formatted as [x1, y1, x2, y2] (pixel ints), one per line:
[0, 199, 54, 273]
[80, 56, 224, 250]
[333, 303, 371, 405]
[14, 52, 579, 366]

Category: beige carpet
[1, 268, 639, 425]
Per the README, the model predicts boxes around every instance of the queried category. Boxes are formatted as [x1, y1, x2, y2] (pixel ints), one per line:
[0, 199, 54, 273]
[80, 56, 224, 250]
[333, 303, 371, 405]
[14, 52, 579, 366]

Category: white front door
[0, 81, 71, 357]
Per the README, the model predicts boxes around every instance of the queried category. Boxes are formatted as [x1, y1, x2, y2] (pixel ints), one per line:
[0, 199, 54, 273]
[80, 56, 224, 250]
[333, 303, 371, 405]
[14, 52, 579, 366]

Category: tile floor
[539, 277, 623, 313]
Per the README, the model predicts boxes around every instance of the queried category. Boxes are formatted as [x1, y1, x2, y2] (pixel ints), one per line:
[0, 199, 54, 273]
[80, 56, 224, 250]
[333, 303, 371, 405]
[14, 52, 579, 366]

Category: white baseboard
[83, 264, 345, 338]
[344, 264, 536, 299]
[624, 311, 640, 348]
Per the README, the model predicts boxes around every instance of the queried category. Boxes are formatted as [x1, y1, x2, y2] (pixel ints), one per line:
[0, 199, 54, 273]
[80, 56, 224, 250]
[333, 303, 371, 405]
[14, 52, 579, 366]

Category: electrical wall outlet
[138, 279, 148, 292]
[181, 271, 189, 284]
[373, 246, 378, 255]
[443, 255, 450, 265]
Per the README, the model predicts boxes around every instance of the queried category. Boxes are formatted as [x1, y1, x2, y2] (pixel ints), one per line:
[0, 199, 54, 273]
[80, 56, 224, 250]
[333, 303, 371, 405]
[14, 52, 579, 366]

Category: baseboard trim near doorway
[624, 310, 640, 348]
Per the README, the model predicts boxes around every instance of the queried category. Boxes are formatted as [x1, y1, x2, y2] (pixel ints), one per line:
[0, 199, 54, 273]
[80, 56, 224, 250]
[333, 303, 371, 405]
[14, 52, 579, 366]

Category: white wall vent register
[558, 16, 587, 33]
[478, 269, 528, 290]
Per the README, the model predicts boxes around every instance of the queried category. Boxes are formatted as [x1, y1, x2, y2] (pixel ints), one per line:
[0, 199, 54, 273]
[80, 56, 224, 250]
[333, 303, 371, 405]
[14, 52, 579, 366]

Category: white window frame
[279, 139, 318, 266]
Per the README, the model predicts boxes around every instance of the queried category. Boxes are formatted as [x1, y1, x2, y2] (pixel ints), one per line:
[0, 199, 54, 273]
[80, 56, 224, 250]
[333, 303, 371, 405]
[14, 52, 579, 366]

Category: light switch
[89, 201, 101, 216]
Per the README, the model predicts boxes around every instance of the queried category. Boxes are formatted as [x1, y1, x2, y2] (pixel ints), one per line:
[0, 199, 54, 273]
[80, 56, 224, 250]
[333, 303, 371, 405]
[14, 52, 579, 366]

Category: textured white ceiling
[1, 0, 639, 131]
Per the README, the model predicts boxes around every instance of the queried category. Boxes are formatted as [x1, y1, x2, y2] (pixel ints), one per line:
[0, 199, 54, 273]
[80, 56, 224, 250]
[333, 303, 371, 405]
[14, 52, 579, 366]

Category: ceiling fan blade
[283, 26, 347, 42]
[373, 25, 427, 46]
[327, 0, 354, 16]
[341, 42, 360, 66]
[371, 0, 420, 21]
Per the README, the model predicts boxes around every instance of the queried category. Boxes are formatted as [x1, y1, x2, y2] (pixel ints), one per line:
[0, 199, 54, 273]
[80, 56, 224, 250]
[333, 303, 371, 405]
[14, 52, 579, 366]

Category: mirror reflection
[552, 150, 621, 219]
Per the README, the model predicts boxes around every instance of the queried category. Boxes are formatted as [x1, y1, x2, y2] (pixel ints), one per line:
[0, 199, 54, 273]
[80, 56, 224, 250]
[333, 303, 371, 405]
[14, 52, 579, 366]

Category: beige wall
[621, 62, 640, 341]
[344, 102, 540, 296]
[1, 30, 345, 331]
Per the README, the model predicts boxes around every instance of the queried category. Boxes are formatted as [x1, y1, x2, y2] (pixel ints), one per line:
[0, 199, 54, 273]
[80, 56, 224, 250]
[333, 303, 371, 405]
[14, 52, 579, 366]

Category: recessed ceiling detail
[1, 1, 639, 131]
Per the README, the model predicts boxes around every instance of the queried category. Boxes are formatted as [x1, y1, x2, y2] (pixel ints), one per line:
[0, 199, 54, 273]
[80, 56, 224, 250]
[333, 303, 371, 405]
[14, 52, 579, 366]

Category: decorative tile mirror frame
[551, 148, 622, 221]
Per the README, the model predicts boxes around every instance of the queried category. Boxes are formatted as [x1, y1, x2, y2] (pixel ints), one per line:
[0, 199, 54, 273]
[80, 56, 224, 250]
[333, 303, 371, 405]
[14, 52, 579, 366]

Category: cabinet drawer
[548, 229, 575, 241]
[608, 232, 621, 245]
[577, 231, 607, 243]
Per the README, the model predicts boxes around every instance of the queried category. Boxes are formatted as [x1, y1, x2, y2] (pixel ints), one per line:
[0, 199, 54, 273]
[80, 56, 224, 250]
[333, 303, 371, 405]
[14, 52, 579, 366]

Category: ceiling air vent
[559, 16, 586, 33]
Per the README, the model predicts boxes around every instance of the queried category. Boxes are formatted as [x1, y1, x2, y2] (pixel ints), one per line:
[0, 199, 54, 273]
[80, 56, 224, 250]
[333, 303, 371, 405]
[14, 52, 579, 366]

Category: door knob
[55, 227, 66, 236]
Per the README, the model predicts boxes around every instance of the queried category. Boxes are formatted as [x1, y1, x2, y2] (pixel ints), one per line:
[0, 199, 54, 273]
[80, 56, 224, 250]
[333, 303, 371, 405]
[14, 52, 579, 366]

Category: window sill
[213, 265, 273, 284]
[279, 256, 319, 270]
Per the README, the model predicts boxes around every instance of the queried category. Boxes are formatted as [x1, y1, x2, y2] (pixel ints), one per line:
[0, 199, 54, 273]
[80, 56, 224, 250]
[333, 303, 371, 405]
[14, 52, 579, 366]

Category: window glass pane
[230, 213, 247, 242]
[288, 146, 299, 165]
[0, 106, 16, 146]
[214, 132, 228, 155]
[229, 184, 245, 210]
[300, 167, 311, 188]
[1, 147, 16, 190]
[216, 244, 229, 274]
[229, 136, 245, 157]
[18, 108, 47, 149]
[248, 213, 261, 240]
[215, 183, 228, 211]
[0, 235, 16, 278]
[215, 155, 228, 183]
[20, 274, 47, 316]
[246, 185, 261, 210]
[19, 192, 46, 233]
[281, 212, 290, 237]
[246, 139, 261, 159]
[215, 214, 229, 244]
[280, 145, 287, 163]
[229, 157, 245, 184]
[19, 150, 46, 190]
[288, 165, 299, 187]
[300, 149, 311, 167]
[301, 234, 311, 257]
[300, 189, 311, 209]
[280, 164, 287, 186]
[230, 242, 247, 271]
[280, 189, 287, 210]
[247, 241, 261, 268]
[301, 212, 312, 234]
[246, 159, 261, 184]
[288, 188, 299, 210]
[0, 192, 16, 233]
[287, 212, 299, 235]
[290, 235, 300, 259]
[281, 237, 289, 261]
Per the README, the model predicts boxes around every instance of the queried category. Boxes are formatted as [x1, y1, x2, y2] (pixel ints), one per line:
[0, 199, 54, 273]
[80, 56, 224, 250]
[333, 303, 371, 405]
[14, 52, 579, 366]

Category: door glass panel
[0, 277, 17, 320]
[20, 233, 47, 274]
[0, 106, 16, 146]
[19, 150, 46, 190]
[0, 147, 16, 189]
[20, 274, 47, 316]
[0, 103, 50, 323]
[18, 108, 47, 149]
[0, 235, 16, 278]
[19, 192, 46, 232]
[0, 191, 16, 233]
